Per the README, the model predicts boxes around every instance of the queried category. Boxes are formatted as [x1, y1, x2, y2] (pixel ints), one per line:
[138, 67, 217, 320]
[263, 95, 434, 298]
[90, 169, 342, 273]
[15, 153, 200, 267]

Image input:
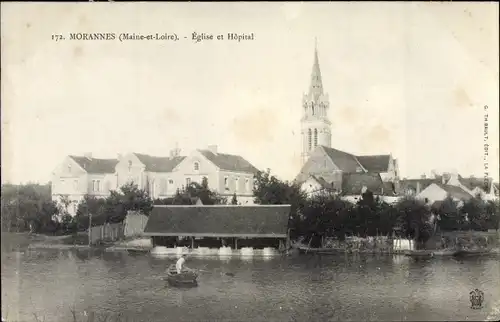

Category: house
[456, 176, 499, 201]
[300, 175, 336, 198]
[398, 175, 442, 197]
[299, 172, 398, 204]
[417, 182, 473, 206]
[50, 153, 118, 216]
[114, 149, 186, 199]
[340, 172, 398, 204]
[143, 204, 291, 250]
[108, 145, 259, 204]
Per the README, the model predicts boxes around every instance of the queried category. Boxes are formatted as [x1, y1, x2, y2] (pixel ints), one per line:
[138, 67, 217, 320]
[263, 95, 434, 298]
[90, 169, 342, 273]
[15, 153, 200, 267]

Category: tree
[169, 178, 227, 205]
[393, 197, 432, 249]
[104, 183, 154, 223]
[1, 183, 59, 233]
[231, 193, 238, 205]
[253, 169, 307, 239]
[461, 195, 489, 231]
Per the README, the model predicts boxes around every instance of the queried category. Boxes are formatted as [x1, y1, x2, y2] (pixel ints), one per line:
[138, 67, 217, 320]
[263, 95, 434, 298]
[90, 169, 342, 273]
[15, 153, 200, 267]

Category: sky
[1, 2, 499, 184]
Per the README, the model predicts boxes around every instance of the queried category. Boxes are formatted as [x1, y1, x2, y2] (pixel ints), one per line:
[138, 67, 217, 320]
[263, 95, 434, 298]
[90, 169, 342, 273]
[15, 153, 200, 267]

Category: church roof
[134, 153, 186, 173]
[69, 156, 118, 174]
[322, 146, 365, 173]
[198, 150, 259, 173]
[356, 155, 391, 173]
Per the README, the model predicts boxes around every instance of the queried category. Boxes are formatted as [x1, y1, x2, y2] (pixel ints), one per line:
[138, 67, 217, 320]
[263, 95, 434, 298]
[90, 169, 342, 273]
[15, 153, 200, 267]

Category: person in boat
[175, 254, 189, 274]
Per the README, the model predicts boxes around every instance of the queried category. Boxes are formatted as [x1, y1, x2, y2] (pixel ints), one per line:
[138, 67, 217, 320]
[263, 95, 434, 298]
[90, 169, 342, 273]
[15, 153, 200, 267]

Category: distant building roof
[435, 183, 473, 201]
[341, 172, 385, 195]
[398, 178, 440, 193]
[198, 150, 259, 173]
[356, 155, 391, 173]
[134, 153, 186, 172]
[458, 176, 493, 191]
[143, 205, 291, 238]
[69, 156, 118, 174]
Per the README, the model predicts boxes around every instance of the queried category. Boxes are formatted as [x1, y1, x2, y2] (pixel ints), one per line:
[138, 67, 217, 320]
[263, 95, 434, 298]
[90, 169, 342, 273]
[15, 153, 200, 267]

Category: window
[128, 160, 132, 172]
[194, 162, 199, 171]
[308, 129, 312, 151]
[224, 177, 228, 187]
[73, 180, 78, 190]
[168, 179, 174, 185]
[314, 129, 318, 147]
[68, 164, 72, 173]
[160, 178, 168, 194]
[312, 105, 315, 115]
[235, 177, 239, 191]
[245, 178, 250, 191]
[186, 178, 191, 186]
[92, 180, 101, 192]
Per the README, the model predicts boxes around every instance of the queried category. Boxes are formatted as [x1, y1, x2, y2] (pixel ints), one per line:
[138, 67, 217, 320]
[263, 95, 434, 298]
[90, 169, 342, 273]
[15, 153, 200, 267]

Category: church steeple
[300, 39, 331, 166]
[309, 38, 324, 102]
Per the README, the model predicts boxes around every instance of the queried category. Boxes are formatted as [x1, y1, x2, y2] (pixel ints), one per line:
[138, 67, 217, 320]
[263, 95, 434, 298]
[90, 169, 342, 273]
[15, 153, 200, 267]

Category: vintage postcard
[1, 2, 499, 322]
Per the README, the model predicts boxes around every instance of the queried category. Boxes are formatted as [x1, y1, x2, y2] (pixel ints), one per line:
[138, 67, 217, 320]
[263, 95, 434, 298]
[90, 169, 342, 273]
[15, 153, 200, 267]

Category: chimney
[84, 152, 93, 160]
[442, 172, 450, 184]
[416, 182, 421, 194]
[420, 174, 426, 179]
[208, 145, 218, 154]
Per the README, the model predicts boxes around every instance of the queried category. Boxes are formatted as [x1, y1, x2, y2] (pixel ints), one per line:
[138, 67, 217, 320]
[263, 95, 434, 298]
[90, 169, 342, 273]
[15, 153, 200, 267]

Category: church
[295, 43, 400, 201]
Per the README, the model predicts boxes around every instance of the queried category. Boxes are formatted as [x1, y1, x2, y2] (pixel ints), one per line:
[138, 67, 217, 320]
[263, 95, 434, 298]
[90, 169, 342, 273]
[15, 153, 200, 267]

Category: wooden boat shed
[143, 205, 292, 250]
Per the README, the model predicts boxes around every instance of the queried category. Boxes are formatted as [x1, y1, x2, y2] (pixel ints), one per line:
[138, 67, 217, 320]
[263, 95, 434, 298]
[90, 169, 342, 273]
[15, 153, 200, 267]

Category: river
[2, 248, 499, 322]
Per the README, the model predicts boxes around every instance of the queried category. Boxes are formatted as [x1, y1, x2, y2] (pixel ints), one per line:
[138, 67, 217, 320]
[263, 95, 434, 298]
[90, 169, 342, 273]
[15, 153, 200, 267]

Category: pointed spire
[308, 38, 323, 101]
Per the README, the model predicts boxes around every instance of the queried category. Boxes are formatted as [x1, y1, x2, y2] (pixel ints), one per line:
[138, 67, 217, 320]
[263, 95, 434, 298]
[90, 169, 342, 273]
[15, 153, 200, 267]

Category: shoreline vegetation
[2, 170, 499, 256]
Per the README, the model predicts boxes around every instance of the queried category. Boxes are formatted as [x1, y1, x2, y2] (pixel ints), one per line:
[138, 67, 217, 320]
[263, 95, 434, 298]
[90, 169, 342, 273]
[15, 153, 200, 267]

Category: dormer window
[194, 162, 199, 171]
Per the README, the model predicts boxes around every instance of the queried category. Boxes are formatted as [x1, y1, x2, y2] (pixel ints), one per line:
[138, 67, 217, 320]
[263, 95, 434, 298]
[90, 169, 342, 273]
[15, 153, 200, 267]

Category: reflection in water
[1, 250, 499, 322]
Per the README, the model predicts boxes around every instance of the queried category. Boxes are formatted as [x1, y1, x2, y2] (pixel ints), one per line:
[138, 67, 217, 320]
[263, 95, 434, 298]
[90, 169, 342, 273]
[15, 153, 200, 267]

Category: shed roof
[143, 205, 291, 238]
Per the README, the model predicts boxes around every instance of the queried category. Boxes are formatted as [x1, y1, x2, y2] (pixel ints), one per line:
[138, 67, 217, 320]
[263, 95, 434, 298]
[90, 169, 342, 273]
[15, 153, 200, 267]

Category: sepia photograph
[1, 2, 499, 321]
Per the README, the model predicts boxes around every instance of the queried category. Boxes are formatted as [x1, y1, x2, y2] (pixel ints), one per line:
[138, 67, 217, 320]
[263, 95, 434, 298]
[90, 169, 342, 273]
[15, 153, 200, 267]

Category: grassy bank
[1, 232, 91, 253]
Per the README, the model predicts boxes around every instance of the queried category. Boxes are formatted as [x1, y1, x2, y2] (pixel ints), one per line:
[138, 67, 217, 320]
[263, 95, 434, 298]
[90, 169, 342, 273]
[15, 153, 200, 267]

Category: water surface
[2, 249, 499, 321]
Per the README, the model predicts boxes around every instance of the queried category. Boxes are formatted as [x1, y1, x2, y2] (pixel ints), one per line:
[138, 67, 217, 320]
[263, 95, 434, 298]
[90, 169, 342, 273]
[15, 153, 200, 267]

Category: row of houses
[51, 145, 259, 215]
[52, 144, 499, 217]
[296, 145, 499, 207]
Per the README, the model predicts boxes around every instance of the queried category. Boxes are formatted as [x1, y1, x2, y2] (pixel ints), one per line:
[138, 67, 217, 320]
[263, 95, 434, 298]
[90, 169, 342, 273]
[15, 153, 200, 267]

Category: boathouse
[143, 205, 292, 250]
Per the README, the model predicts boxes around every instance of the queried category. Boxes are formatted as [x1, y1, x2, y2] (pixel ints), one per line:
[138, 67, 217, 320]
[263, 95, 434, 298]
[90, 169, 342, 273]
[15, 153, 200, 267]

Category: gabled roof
[458, 176, 493, 191]
[435, 183, 473, 201]
[341, 172, 384, 195]
[134, 153, 185, 172]
[143, 205, 291, 238]
[398, 178, 440, 193]
[356, 155, 391, 173]
[321, 146, 365, 173]
[69, 156, 118, 174]
[198, 150, 259, 173]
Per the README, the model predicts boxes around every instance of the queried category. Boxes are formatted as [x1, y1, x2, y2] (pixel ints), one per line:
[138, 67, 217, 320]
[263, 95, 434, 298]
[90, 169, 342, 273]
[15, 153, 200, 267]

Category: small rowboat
[404, 250, 434, 260]
[298, 247, 342, 255]
[164, 264, 198, 287]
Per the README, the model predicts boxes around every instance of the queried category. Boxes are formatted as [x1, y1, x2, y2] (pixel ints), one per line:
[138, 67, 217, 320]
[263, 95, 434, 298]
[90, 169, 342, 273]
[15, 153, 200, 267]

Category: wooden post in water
[191, 237, 194, 249]
[235, 238, 238, 250]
